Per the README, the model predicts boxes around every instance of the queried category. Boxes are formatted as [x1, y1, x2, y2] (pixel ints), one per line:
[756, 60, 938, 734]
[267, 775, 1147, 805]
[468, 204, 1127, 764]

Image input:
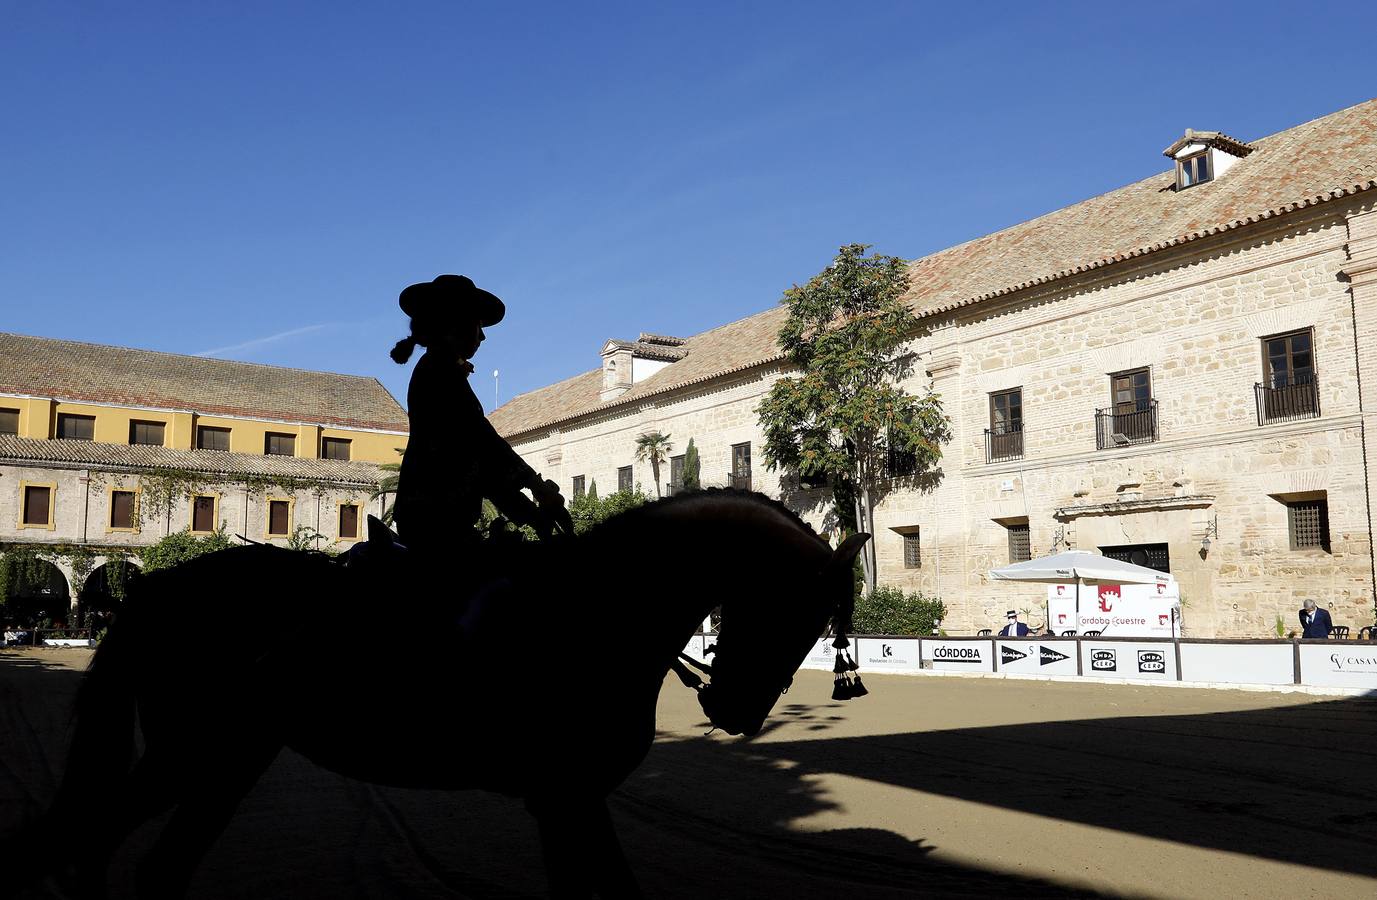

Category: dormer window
[1177, 152, 1212, 189]
[1163, 128, 1254, 192]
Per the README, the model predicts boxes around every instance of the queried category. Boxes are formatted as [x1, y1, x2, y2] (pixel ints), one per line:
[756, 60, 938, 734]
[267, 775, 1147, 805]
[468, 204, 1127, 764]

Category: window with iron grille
[268, 500, 291, 536]
[56, 414, 95, 441]
[321, 437, 351, 460]
[903, 531, 921, 568]
[887, 430, 917, 477]
[338, 503, 360, 540]
[618, 466, 633, 493]
[0, 408, 18, 435]
[265, 433, 295, 456]
[22, 485, 52, 526]
[197, 426, 231, 451]
[191, 495, 217, 533]
[1007, 522, 1031, 563]
[1100, 543, 1171, 573]
[1287, 499, 1330, 551]
[129, 420, 165, 446]
[110, 490, 136, 530]
[572, 475, 585, 500]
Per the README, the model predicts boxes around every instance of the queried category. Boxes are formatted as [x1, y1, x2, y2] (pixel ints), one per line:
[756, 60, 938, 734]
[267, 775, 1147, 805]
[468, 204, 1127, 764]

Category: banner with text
[1048, 581, 1181, 637]
[854, 638, 922, 672]
[996, 640, 1079, 675]
[1298, 644, 1377, 688]
[922, 639, 994, 673]
[1078, 641, 1176, 680]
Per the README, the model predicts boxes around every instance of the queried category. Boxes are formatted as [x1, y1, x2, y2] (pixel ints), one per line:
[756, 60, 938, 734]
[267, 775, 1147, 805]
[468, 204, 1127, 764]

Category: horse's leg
[529, 795, 642, 900]
[65, 750, 186, 898]
[133, 742, 279, 899]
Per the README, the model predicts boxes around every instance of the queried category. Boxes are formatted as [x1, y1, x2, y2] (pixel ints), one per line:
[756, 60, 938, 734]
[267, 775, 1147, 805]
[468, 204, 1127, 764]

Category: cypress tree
[682, 438, 701, 490]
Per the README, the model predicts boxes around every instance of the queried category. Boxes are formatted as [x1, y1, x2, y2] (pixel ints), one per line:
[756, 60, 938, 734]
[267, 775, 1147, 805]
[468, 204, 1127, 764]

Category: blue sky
[3, 1, 1375, 412]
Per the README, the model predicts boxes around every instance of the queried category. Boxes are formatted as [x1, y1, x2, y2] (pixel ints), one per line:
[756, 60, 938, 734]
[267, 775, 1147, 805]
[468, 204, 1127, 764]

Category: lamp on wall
[1200, 515, 1219, 555]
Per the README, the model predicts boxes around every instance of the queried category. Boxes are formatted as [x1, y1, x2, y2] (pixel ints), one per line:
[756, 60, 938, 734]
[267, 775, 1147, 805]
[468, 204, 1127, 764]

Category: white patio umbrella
[988, 550, 1173, 634]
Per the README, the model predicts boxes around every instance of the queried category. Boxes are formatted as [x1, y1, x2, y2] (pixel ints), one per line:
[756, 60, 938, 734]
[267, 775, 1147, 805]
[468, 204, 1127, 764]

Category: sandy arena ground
[3, 647, 1376, 898]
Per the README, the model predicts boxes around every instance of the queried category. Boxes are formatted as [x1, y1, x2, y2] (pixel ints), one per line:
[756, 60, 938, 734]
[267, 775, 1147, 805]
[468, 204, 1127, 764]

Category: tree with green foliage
[634, 431, 673, 499]
[567, 487, 650, 535]
[587, 479, 599, 502]
[682, 438, 701, 491]
[140, 527, 236, 575]
[851, 585, 946, 636]
[369, 447, 405, 525]
[757, 244, 952, 593]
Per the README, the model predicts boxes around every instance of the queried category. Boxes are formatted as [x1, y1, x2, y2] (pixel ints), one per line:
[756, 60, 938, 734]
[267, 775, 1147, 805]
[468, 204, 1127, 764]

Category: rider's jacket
[394, 349, 543, 554]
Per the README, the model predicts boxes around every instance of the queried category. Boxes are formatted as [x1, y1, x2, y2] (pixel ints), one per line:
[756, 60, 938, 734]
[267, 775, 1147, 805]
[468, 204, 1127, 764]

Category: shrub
[140, 527, 235, 574]
[851, 585, 946, 636]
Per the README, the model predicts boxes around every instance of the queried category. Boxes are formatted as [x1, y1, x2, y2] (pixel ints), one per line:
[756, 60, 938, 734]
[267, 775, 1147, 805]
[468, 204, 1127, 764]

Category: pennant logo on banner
[1039, 646, 1069, 665]
[1001, 645, 1027, 665]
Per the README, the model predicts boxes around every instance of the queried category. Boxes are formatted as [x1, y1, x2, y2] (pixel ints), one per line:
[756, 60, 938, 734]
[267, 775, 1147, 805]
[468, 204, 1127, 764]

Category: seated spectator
[999, 610, 1031, 637]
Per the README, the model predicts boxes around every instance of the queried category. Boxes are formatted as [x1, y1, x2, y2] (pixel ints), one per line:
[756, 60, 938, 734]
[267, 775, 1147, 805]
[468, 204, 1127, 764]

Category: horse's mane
[606, 488, 823, 539]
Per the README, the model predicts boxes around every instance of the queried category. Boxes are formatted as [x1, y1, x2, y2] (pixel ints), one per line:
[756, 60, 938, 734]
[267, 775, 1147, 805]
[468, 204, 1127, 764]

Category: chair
[1359, 626, 1377, 642]
[1083, 630, 1102, 637]
[1060, 630, 1077, 637]
[1328, 625, 1350, 640]
[976, 629, 992, 637]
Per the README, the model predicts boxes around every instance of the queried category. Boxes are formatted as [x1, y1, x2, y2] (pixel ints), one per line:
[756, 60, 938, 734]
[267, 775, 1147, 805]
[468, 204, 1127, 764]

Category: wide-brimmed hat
[398, 274, 505, 327]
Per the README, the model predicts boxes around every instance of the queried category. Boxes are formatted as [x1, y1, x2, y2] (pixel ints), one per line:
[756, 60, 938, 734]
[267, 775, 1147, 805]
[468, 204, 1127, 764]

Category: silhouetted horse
[35, 490, 868, 898]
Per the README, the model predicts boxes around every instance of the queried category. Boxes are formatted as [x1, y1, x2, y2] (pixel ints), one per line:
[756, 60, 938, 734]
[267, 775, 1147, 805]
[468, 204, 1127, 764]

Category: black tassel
[846, 651, 860, 672]
[832, 675, 850, 701]
[833, 653, 848, 675]
[831, 631, 850, 650]
[849, 675, 869, 698]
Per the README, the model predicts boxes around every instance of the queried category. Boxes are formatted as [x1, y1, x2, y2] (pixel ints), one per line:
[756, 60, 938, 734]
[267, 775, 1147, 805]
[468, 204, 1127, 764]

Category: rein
[669, 652, 712, 692]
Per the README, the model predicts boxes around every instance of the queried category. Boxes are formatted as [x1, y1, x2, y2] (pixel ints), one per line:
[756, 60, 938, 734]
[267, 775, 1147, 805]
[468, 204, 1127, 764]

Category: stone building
[0, 333, 408, 621]
[490, 98, 1377, 638]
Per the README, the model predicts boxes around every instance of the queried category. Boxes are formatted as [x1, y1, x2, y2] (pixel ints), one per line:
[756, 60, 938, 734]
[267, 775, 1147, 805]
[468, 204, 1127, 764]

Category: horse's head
[698, 532, 870, 736]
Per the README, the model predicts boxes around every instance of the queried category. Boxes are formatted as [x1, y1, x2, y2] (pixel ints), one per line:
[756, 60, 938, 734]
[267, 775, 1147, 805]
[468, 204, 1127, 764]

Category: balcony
[1095, 400, 1158, 449]
[984, 425, 1024, 463]
[1256, 374, 1320, 425]
[728, 472, 753, 491]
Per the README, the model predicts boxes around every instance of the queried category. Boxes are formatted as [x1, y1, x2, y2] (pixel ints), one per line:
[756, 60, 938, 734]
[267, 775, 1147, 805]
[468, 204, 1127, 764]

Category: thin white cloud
[193, 324, 332, 358]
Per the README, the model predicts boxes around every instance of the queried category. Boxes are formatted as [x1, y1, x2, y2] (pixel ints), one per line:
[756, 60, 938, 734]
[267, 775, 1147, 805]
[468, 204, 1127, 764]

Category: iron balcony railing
[666, 481, 685, 496]
[1095, 399, 1158, 449]
[984, 425, 1024, 463]
[1256, 373, 1320, 425]
[728, 472, 752, 491]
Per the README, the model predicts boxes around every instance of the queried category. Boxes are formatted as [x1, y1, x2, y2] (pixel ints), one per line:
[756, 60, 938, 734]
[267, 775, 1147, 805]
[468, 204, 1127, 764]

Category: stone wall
[507, 200, 1377, 638]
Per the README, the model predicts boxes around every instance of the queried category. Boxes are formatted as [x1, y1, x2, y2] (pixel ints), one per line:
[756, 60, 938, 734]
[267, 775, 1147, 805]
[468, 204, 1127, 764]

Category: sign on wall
[1298, 644, 1377, 689]
[681, 634, 709, 662]
[996, 640, 1079, 675]
[923, 639, 994, 673]
[801, 637, 840, 671]
[854, 638, 922, 672]
[1079, 641, 1176, 680]
[1048, 581, 1181, 637]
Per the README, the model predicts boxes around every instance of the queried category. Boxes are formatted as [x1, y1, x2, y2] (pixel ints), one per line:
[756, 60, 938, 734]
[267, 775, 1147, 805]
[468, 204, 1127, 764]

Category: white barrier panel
[1298, 644, 1377, 689]
[997, 640, 1078, 675]
[854, 638, 922, 673]
[1079, 641, 1176, 680]
[42, 639, 95, 648]
[923, 639, 993, 673]
[681, 634, 708, 663]
[801, 638, 840, 671]
[1178, 643, 1294, 686]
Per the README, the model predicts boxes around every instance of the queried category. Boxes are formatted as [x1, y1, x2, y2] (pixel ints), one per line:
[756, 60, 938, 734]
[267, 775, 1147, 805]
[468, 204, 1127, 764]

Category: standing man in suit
[1299, 599, 1333, 638]
[999, 610, 1031, 637]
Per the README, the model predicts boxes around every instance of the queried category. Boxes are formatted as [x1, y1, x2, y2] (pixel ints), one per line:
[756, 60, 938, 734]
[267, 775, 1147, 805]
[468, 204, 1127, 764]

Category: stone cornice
[1054, 494, 1216, 520]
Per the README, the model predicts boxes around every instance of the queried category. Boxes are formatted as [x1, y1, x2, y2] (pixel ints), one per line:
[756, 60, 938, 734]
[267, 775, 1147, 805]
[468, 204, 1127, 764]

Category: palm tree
[369, 448, 404, 524]
[634, 431, 673, 499]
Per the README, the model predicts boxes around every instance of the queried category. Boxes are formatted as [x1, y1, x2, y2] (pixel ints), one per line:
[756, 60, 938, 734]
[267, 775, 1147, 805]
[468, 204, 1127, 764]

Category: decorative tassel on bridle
[829, 596, 868, 701]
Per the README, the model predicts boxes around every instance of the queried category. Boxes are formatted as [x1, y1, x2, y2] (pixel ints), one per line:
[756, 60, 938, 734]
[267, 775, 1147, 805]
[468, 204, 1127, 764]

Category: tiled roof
[603, 336, 689, 362]
[1162, 129, 1255, 159]
[489, 98, 1377, 440]
[0, 435, 385, 487]
[0, 333, 409, 432]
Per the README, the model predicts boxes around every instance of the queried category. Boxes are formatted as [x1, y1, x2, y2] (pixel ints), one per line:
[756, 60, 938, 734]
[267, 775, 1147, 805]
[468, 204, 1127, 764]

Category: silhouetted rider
[389, 274, 571, 563]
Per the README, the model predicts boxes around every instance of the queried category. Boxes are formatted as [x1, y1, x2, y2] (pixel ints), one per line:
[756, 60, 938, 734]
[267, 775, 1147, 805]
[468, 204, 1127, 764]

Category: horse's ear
[825, 533, 870, 575]
[367, 515, 396, 547]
